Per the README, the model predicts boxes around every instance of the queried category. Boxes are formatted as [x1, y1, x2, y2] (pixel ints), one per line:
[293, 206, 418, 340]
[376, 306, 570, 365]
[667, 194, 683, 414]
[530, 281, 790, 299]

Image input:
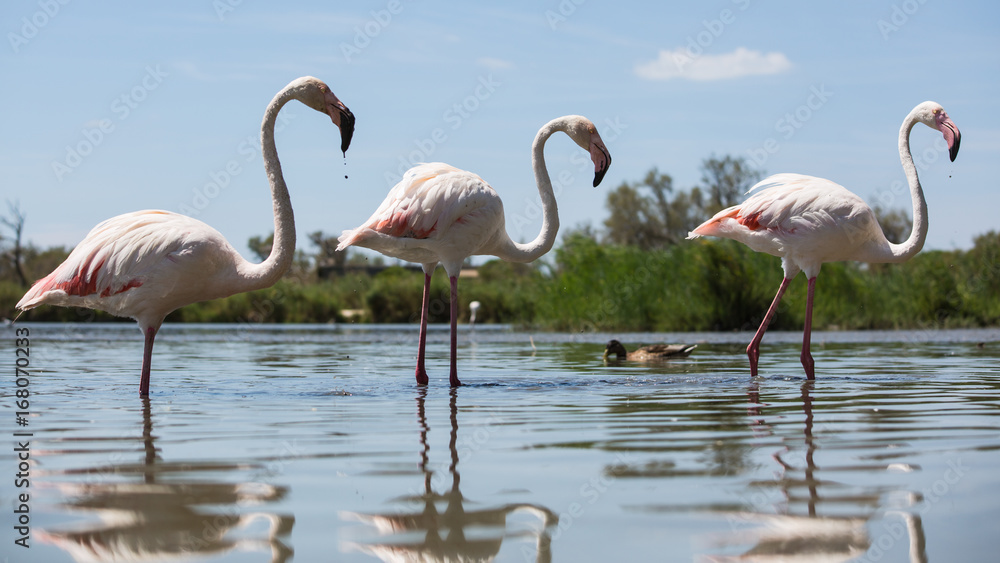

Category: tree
[247, 233, 274, 262]
[603, 167, 711, 249]
[603, 178, 668, 249]
[0, 201, 29, 287]
[699, 154, 764, 215]
[309, 231, 348, 269]
[872, 204, 912, 243]
[603, 158, 760, 250]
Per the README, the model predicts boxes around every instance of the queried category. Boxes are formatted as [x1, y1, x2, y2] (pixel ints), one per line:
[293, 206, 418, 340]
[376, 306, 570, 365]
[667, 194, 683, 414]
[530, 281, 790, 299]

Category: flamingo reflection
[342, 388, 557, 561]
[704, 382, 927, 562]
[38, 397, 295, 563]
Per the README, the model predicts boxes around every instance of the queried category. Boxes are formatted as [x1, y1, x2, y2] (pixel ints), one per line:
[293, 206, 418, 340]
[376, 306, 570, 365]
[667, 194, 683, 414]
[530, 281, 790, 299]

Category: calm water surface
[4, 323, 1000, 562]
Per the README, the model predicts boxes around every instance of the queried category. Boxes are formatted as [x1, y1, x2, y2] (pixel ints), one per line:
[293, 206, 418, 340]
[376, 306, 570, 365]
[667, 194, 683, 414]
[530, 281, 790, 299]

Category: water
[4, 322, 1000, 562]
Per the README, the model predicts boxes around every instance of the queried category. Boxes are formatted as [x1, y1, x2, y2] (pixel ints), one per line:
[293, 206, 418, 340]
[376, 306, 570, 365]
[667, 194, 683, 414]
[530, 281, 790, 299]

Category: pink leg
[139, 326, 157, 396]
[448, 275, 462, 387]
[415, 272, 431, 385]
[801, 277, 817, 380]
[747, 277, 792, 377]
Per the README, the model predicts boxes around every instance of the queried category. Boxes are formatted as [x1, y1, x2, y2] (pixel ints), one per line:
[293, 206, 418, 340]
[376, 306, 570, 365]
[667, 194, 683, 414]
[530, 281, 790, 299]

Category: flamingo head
[295, 76, 356, 156]
[915, 101, 961, 162]
[563, 116, 613, 187]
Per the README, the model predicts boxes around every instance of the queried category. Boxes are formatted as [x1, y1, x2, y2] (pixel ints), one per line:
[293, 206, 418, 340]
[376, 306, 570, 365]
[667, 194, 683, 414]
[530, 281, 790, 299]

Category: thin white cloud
[477, 57, 515, 70]
[635, 47, 792, 82]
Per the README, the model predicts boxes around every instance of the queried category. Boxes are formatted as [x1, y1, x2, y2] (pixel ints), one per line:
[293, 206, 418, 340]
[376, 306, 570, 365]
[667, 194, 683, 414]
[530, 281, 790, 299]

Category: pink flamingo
[688, 101, 961, 379]
[338, 115, 612, 386]
[16, 77, 355, 395]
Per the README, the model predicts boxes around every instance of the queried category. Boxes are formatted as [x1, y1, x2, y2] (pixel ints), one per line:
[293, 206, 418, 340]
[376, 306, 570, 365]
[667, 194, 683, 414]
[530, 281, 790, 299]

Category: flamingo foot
[801, 351, 815, 380]
[747, 344, 760, 378]
[416, 369, 429, 386]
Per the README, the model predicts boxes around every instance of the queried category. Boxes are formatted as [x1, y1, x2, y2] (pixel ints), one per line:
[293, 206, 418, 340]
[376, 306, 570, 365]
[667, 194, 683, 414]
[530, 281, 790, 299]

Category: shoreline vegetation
[4, 158, 997, 333]
[6, 232, 1000, 333]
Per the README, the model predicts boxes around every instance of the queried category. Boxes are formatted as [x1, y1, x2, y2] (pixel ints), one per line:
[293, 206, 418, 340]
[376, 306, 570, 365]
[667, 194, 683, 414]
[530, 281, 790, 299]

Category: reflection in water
[343, 388, 558, 562]
[704, 382, 928, 562]
[38, 397, 294, 563]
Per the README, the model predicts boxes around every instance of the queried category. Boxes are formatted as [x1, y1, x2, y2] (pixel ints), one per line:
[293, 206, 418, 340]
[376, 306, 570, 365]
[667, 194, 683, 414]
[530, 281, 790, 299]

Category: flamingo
[338, 115, 612, 386]
[469, 300, 481, 327]
[687, 101, 960, 379]
[16, 76, 355, 395]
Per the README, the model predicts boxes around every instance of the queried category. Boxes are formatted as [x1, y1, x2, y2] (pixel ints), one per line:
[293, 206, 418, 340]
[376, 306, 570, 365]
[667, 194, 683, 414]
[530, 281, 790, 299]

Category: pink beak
[590, 132, 612, 187]
[936, 111, 961, 162]
[324, 90, 355, 156]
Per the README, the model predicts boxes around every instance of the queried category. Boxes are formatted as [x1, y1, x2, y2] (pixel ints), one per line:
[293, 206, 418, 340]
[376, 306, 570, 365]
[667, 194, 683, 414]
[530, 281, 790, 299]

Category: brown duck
[603, 339, 697, 361]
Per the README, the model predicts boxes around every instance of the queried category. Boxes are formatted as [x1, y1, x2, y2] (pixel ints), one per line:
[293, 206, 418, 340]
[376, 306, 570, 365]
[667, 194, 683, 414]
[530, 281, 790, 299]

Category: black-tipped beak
[945, 121, 960, 162]
[592, 144, 611, 187]
[338, 107, 356, 155]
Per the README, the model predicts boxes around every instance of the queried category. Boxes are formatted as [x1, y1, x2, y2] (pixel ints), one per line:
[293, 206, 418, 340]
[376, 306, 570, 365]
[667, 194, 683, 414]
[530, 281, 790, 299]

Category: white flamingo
[16, 76, 355, 395]
[688, 101, 961, 379]
[338, 115, 612, 386]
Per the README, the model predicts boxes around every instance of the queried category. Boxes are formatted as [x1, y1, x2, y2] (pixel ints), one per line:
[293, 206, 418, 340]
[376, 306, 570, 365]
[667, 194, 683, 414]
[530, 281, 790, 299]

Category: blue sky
[2, 1, 997, 264]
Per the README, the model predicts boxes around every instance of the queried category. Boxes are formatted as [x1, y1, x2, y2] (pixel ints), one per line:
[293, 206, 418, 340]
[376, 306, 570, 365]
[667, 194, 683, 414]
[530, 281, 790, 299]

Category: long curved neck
[490, 120, 562, 263]
[884, 110, 929, 262]
[237, 87, 298, 289]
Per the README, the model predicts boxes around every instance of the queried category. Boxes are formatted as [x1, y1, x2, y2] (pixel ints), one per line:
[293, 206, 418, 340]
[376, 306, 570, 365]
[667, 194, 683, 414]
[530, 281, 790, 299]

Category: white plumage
[338, 115, 612, 386]
[17, 77, 355, 395]
[688, 101, 961, 379]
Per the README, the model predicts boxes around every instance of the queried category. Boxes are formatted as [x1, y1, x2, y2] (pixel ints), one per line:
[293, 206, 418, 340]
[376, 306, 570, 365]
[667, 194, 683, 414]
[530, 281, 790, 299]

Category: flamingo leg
[448, 275, 462, 387]
[747, 277, 792, 377]
[139, 326, 157, 396]
[801, 276, 817, 379]
[415, 271, 432, 385]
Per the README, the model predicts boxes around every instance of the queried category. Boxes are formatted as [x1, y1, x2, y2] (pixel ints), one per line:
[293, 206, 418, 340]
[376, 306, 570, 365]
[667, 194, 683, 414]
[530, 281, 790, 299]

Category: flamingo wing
[690, 174, 873, 239]
[338, 162, 499, 251]
[17, 210, 220, 311]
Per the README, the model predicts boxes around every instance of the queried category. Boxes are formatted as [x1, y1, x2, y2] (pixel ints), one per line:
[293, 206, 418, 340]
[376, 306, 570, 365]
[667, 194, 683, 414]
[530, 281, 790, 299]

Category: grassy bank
[5, 232, 1000, 331]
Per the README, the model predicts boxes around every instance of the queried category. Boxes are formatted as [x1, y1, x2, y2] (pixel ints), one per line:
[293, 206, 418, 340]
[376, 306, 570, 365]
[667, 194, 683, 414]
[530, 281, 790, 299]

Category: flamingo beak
[324, 91, 355, 156]
[937, 112, 961, 162]
[590, 133, 612, 187]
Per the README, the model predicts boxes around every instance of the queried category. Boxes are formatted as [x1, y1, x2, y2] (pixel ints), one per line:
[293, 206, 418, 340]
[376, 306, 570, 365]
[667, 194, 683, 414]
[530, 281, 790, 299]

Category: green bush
[5, 234, 1000, 331]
